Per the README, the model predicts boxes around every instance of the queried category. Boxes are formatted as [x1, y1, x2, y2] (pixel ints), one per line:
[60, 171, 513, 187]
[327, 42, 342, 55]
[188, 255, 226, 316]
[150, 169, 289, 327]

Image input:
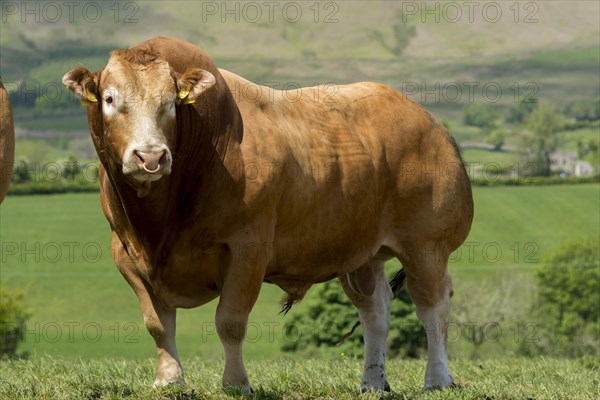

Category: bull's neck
[96, 79, 245, 267]
[109, 143, 242, 250]
[105, 126, 244, 267]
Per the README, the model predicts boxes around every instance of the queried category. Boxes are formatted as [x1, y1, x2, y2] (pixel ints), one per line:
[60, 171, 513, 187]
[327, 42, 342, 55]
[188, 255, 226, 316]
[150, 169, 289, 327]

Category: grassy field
[461, 149, 518, 168]
[0, 357, 598, 399]
[1, 184, 599, 361]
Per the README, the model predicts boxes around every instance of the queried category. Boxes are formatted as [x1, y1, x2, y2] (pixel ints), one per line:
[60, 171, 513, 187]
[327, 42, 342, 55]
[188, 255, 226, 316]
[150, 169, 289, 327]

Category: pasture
[0, 357, 597, 399]
[1, 184, 598, 360]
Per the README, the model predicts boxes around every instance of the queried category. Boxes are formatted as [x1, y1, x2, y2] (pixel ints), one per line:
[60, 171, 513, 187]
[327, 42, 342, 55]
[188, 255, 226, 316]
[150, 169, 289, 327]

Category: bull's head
[63, 49, 215, 195]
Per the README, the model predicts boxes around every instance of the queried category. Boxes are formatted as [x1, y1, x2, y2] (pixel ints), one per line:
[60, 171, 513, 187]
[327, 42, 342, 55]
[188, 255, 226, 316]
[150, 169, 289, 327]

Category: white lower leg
[418, 301, 454, 389]
[360, 312, 391, 392]
[216, 309, 252, 395]
[358, 277, 393, 392]
[222, 341, 252, 395]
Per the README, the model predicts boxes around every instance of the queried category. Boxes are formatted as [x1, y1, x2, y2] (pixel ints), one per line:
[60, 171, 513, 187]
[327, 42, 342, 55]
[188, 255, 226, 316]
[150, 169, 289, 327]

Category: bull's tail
[335, 268, 407, 345]
[389, 268, 407, 298]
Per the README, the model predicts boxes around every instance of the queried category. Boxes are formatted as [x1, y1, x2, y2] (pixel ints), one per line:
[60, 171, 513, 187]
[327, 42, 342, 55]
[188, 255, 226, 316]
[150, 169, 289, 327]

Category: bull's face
[62, 49, 215, 192]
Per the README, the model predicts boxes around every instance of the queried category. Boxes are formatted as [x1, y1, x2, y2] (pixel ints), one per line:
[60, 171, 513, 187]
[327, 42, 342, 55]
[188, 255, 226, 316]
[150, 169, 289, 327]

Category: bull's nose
[133, 150, 166, 173]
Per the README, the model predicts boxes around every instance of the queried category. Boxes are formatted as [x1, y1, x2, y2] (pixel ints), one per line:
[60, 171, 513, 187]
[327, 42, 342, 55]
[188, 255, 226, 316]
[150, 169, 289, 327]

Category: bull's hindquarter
[219, 74, 473, 393]
[85, 38, 472, 395]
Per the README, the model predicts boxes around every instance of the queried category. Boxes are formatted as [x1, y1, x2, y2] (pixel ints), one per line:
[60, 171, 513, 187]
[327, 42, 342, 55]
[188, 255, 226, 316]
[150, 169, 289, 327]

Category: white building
[549, 151, 595, 177]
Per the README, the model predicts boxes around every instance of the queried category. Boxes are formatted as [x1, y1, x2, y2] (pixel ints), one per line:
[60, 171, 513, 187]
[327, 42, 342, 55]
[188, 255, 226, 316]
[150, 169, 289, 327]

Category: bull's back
[221, 71, 473, 274]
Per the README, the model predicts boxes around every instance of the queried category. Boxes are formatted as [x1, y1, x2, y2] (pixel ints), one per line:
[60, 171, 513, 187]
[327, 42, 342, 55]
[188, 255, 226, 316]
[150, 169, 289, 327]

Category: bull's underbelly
[152, 208, 386, 308]
[263, 231, 391, 303]
[263, 197, 387, 293]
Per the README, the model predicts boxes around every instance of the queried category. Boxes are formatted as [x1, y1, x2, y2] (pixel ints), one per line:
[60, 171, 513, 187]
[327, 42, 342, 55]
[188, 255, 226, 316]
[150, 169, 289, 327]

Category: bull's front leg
[141, 283, 183, 388]
[215, 241, 264, 395]
[112, 235, 183, 387]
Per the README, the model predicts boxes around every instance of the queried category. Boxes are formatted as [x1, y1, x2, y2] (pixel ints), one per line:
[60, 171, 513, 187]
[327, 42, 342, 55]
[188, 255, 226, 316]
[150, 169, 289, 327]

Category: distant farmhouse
[549, 151, 595, 177]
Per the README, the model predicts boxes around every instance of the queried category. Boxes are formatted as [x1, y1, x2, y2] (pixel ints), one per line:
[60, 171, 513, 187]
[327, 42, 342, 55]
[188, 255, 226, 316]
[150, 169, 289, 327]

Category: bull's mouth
[122, 147, 172, 184]
[123, 163, 172, 183]
[122, 164, 172, 198]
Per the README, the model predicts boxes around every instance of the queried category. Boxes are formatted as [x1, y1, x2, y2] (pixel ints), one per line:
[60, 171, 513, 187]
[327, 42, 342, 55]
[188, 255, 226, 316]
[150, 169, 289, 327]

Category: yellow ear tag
[183, 97, 195, 105]
[178, 90, 189, 100]
[86, 93, 98, 103]
[81, 99, 93, 106]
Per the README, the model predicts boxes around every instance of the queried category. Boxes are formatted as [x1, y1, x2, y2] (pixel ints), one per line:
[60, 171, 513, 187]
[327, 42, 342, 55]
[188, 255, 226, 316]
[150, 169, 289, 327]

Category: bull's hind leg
[215, 248, 264, 396]
[401, 241, 454, 390]
[340, 258, 393, 393]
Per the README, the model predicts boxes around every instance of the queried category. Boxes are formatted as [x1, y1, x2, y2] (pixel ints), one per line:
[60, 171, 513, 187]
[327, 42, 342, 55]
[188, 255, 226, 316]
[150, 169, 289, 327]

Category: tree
[487, 128, 510, 152]
[516, 103, 566, 176]
[0, 282, 31, 357]
[452, 272, 533, 358]
[508, 98, 538, 124]
[11, 157, 30, 184]
[462, 103, 499, 133]
[372, 10, 417, 57]
[281, 278, 426, 359]
[521, 238, 599, 357]
[60, 155, 80, 182]
[565, 97, 600, 122]
[576, 138, 599, 160]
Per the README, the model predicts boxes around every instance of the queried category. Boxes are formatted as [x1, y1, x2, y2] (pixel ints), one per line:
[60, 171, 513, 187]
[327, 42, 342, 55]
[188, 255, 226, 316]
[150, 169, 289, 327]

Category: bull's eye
[105, 96, 114, 104]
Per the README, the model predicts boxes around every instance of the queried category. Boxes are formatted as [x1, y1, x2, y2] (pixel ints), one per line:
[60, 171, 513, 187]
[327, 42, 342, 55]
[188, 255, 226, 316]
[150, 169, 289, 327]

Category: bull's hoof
[360, 380, 391, 392]
[423, 378, 455, 391]
[153, 377, 185, 389]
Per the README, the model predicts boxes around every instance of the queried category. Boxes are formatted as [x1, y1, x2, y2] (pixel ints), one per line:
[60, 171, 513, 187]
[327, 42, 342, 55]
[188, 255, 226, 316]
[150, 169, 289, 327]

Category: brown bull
[63, 37, 473, 395]
[0, 79, 15, 204]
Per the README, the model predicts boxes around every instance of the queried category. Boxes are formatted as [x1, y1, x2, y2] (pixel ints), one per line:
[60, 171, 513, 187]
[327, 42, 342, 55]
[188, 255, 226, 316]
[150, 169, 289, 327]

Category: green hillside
[1, 1, 598, 119]
[2, 1, 598, 65]
[2, 1, 598, 175]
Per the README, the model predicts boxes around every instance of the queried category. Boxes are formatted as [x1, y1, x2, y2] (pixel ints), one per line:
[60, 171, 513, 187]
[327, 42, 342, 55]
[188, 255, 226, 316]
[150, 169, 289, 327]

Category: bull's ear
[62, 66, 100, 106]
[176, 69, 215, 105]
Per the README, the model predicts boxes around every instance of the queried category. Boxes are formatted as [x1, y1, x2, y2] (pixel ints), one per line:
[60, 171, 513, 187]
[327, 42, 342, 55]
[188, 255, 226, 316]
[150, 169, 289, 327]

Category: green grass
[461, 149, 518, 168]
[1, 185, 599, 361]
[457, 184, 600, 268]
[0, 193, 295, 360]
[446, 125, 482, 144]
[0, 357, 597, 399]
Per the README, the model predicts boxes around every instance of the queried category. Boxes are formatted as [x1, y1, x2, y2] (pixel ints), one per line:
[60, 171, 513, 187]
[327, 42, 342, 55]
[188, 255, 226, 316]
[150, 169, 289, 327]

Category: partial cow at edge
[0, 79, 15, 204]
[63, 37, 473, 396]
